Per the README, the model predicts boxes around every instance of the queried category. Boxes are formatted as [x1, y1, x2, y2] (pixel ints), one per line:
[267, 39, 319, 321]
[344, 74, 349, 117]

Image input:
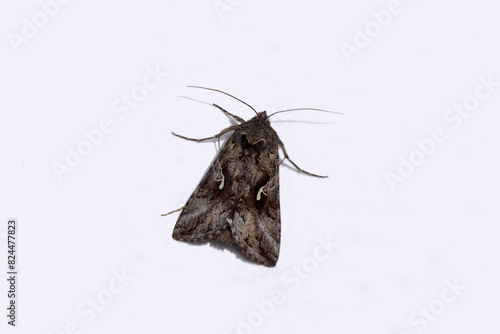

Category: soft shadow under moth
[163, 86, 338, 267]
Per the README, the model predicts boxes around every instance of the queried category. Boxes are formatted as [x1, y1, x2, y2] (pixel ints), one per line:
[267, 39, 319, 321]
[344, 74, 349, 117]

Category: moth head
[256, 111, 271, 126]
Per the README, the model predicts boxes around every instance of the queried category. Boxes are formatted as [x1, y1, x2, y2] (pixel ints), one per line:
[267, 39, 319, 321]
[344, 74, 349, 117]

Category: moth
[164, 87, 337, 267]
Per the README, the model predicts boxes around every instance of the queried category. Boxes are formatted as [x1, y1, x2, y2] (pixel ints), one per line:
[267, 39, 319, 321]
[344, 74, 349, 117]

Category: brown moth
[164, 87, 335, 267]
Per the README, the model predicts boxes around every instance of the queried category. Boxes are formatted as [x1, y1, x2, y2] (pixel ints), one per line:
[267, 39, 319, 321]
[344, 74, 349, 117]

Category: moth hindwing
[168, 92, 328, 267]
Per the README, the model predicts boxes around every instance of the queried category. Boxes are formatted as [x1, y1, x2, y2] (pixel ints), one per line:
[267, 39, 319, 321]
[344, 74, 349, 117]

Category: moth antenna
[187, 85, 258, 116]
[267, 108, 343, 118]
[177, 95, 213, 107]
[178, 95, 245, 123]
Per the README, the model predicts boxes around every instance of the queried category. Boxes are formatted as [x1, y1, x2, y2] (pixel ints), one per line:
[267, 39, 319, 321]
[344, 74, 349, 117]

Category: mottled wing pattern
[230, 173, 280, 267]
[171, 134, 238, 242]
[172, 119, 281, 267]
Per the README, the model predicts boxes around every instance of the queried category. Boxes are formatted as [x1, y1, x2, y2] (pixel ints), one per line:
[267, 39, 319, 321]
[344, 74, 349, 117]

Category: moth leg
[214, 162, 225, 190]
[213, 103, 245, 123]
[161, 205, 186, 217]
[278, 138, 328, 178]
[256, 181, 270, 201]
[172, 125, 238, 143]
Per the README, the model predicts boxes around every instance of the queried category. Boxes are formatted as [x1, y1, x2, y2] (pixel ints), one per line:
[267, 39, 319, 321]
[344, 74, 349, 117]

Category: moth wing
[230, 140, 281, 267]
[172, 136, 237, 242]
[173, 123, 281, 267]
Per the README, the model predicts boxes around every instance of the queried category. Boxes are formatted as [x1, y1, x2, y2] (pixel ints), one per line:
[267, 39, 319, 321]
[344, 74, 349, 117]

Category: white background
[1, 0, 499, 333]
